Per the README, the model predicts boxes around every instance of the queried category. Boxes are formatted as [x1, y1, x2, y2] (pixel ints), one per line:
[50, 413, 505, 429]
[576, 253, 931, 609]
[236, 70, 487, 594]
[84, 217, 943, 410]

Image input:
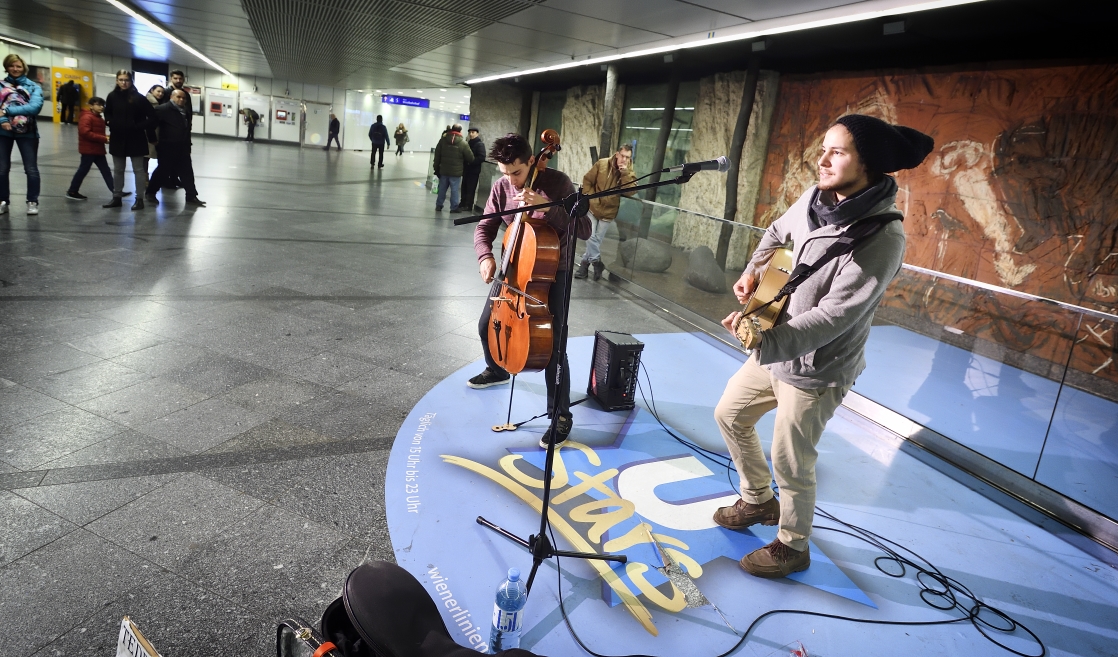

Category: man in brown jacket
[574, 144, 636, 280]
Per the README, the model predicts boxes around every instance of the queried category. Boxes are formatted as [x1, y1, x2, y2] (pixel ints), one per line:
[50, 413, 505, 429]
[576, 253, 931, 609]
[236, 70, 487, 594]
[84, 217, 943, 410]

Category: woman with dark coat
[102, 70, 155, 210]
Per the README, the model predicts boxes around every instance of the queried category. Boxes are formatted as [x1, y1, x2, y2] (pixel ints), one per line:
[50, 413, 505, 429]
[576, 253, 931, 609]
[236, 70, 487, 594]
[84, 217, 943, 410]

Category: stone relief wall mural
[754, 64, 1118, 391]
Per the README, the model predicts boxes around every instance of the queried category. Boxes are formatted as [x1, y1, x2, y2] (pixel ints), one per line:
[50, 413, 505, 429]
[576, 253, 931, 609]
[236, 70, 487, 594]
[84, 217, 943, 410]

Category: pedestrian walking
[0, 54, 44, 216]
[156, 70, 190, 189]
[65, 96, 116, 200]
[148, 90, 204, 207]
[394, 123, 408, 155]
[101, 69, 155, 210]
[432, 124, 474, 213]
[324, 113, 341, 151]
[458, 127, 486, 211]
[368, 114, 389, 168]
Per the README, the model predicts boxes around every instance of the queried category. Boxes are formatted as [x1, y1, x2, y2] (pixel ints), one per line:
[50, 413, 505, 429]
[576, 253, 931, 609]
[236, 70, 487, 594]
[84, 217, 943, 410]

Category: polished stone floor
[0, 125, 686, 656]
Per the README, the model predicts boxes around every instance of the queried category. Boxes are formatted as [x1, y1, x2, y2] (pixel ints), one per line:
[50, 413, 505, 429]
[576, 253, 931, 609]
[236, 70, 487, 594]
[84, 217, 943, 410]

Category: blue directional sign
[382, 94, 429, 108]
[460, 114, 470, 121]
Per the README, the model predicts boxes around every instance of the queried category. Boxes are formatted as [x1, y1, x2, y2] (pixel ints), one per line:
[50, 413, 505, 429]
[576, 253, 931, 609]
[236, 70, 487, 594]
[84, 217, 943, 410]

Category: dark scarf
[808, 175, 898, 229]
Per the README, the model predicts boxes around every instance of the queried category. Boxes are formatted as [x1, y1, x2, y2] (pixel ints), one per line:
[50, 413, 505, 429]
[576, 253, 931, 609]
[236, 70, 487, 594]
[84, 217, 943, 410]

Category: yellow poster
[51, 68, 94, 123]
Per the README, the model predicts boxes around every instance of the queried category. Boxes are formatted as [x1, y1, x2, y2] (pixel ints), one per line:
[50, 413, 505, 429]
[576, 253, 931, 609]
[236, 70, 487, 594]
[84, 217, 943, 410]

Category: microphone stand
[454, 168, 700, 597]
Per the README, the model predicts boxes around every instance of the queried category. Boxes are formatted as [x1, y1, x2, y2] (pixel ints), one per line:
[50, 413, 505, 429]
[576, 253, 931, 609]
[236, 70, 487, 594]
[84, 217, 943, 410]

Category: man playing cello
[468, 133, 592, 447]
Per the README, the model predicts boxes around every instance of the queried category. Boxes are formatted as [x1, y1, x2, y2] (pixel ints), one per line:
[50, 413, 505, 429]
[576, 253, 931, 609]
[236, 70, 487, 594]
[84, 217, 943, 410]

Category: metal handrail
[901, 264, 1118, 323]
[625, 196, 1118, 324]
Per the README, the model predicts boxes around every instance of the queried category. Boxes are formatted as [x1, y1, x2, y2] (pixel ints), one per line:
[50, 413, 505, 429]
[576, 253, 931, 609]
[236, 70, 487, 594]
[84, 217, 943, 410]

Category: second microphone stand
[455, 167, 700, 596]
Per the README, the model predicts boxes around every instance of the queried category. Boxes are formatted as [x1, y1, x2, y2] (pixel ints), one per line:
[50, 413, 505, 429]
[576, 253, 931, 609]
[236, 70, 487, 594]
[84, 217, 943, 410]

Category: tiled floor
[0, 125, 685, 656]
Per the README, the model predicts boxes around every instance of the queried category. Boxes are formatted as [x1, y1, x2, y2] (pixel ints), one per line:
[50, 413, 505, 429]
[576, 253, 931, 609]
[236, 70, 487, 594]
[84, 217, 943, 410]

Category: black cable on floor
[539, 366, 1046, 657]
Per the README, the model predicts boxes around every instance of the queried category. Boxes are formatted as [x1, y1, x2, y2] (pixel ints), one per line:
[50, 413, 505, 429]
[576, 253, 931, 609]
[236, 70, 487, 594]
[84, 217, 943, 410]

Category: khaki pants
[715, 355, 850, 551]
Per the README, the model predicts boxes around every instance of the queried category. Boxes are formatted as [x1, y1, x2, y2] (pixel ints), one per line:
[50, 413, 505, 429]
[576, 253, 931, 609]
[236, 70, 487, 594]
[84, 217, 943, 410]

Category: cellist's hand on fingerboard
[514, 188, 549, 215]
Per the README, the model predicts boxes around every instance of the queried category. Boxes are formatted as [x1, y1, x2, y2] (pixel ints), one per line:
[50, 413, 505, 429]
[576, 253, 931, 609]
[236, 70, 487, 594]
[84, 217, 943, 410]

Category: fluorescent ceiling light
[0, 34, 41, 49]
[104, 0, 232, 76]
[466, 0, 986, 84]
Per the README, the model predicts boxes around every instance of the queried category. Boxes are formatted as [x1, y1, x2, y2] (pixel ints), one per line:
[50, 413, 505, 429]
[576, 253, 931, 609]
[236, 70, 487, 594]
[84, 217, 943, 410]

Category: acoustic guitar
[732, 247, 793, 347]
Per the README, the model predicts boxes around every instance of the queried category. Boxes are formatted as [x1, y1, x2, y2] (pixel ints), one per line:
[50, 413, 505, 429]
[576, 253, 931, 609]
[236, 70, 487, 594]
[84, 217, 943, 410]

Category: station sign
[382, 94, 429, 108]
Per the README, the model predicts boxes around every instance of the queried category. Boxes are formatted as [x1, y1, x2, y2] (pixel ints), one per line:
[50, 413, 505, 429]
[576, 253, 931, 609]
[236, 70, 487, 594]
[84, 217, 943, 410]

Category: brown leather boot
[573, 259, 589, 279]
[591, 260, 604, 280]
[712, 496, 779, 530]
[739, 539, 809, 578]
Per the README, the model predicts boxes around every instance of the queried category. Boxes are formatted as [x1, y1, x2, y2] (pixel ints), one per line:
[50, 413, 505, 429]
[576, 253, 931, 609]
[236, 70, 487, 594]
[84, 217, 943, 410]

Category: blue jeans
[436, 175, 461, 209]
[0, 137, 40, 203]
[69, 154, 114, 194]
[580, 213, 612, 263]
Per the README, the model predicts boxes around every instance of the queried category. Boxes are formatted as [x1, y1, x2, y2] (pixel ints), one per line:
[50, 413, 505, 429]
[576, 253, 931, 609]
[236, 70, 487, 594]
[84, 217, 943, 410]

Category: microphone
[662, 156, 731, 173]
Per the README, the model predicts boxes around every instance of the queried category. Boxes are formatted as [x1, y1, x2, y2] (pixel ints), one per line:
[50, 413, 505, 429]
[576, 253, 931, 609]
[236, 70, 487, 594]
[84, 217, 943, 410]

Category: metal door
[302, 101, 332, 148]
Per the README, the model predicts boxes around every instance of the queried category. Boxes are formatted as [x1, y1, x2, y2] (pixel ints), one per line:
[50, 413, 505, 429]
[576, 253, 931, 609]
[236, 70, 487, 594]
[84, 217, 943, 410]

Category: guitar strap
[745, 212, 902, 319]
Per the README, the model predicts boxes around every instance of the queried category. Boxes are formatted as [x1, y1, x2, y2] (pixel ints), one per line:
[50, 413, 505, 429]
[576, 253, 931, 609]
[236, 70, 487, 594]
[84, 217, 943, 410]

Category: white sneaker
[0, 201, 8, 214]
[26, 201, 39, 215]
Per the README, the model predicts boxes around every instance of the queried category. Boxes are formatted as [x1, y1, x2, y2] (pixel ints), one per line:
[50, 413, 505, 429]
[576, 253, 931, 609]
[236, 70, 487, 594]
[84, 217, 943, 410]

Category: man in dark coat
[147, 90, 205, 207]
[432, 124, 474, 213]
[58, 80, 80, 124]
[368, 114, 389, 168]
[325, 113, 341, 151]
[458, 128, 486, 212]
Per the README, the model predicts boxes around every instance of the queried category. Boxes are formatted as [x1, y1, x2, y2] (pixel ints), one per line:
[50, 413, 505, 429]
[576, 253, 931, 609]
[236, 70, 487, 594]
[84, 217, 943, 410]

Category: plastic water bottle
[488, 568, 527, 652]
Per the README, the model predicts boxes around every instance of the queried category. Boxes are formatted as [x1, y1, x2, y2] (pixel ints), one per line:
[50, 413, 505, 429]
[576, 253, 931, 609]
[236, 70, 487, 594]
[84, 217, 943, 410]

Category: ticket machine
[204, 88, 238, 137]
[271, 97, 301, 143]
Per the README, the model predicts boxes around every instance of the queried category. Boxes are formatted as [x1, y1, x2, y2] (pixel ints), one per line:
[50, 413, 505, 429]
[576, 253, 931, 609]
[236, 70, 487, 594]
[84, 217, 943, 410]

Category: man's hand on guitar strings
[722, 311, 741, 335]
[733, 270, 759, 304]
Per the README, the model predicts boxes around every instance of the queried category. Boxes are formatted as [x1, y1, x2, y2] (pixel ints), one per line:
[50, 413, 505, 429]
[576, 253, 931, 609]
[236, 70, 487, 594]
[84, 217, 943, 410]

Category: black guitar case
[316, 561, 542, 657]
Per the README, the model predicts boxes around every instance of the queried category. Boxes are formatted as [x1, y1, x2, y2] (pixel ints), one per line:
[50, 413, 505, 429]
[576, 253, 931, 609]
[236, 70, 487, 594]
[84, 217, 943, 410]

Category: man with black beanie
[711, 114, 934, 579]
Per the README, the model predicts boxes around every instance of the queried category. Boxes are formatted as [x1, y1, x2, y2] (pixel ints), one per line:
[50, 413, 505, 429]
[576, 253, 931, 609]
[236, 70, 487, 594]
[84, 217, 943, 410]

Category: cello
[487, 129, 562, 375]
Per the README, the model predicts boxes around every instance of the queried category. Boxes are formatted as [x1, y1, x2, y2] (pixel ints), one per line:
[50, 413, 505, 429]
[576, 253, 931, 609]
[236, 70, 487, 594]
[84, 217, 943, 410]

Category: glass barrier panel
[1034, 314, 1118, 519]
[604, 198, 762, 326]
[426, 147, 437, 193]
[857, 267, 1078, 478]
[475, 161, 498, 212]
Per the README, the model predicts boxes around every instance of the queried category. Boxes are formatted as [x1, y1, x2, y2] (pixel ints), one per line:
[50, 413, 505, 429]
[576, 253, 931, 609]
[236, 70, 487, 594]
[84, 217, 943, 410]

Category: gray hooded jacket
[748, 185, 905, 389]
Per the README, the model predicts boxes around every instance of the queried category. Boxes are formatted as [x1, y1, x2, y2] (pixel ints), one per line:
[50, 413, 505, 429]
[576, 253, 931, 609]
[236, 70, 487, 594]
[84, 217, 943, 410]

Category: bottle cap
[508, 568, 520, 581]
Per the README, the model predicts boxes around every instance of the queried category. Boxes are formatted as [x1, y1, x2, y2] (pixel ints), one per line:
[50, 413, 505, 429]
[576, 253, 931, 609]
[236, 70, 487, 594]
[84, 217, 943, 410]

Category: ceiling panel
[32, 0, 270, 74]
[540, 0, 754, 35]
[11, 0, 981, 92]
[2, 1, 163, 60]
[241, 0, 545, 87]
[496, 5, 672, 47]
[688, 0, 864, 22]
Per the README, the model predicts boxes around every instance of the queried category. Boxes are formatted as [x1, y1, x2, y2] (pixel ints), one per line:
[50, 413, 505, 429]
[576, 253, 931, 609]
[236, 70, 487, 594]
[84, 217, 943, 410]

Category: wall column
[715, 57, 760, 268]
[639, 64, 681, 238]
[598, 64, 620, 159]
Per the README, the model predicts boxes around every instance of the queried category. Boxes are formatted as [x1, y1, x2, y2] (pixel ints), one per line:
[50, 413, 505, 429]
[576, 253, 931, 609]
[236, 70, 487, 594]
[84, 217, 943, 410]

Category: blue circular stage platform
[385, 333, 873, 655]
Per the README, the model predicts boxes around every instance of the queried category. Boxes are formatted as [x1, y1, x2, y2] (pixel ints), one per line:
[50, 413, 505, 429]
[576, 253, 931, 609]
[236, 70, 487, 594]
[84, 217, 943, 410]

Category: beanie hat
[834, 114, 934, 174]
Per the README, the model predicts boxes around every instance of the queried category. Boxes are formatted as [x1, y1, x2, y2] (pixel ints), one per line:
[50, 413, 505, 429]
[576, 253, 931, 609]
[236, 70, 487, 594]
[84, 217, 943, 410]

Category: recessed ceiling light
[0, 34, 41, 49]
[440, 88, 447, 91]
